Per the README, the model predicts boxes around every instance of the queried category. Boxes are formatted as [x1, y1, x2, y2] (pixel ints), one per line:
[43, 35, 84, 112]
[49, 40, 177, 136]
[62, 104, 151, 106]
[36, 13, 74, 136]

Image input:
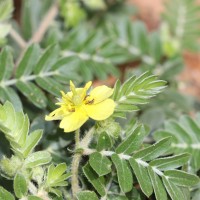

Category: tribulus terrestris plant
[0, 0, 200, 200]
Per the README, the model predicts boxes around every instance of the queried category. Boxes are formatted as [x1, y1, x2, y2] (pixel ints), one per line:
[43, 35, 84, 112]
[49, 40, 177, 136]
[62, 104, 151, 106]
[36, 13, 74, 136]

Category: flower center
[72, 94, 82, 106]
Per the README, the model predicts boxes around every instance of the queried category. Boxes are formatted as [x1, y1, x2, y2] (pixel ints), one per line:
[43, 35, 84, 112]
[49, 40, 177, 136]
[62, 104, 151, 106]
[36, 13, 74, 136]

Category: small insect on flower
[45, 81, 115, 132]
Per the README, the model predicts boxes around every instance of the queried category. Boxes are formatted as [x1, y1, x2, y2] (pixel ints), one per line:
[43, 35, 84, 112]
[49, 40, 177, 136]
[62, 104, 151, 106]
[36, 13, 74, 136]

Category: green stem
[72, 129, 81, 199]
[71, 152, 81, 199]
[9, 27, 27, 49]
[71, 128, 95, 199]
[28, 181, 38, 195]
[75, 129, 80, 147]
[0, 71, 59, 87]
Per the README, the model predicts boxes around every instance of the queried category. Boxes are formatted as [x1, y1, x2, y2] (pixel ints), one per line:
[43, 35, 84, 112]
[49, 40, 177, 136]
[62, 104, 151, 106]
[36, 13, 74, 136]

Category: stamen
[68, 104, 75, 112]
[84, 96, 94, 105]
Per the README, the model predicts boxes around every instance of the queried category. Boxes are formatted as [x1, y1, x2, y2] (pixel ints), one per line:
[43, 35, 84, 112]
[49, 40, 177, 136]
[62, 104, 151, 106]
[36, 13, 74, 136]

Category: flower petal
[90, 85, 113, 104]
[67, 81, 92, 101]
[59, 107, 89, 132]
[45, 107, 69, 121]
[84, 99, 115, 120]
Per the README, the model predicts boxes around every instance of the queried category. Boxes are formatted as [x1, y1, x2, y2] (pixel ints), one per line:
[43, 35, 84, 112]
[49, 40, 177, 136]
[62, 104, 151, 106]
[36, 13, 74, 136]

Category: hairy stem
[71, 129, 81, 199]
[71, 152, 81, 199]
[71, 128, 95, 199]
[37, 189, 51, 200]
[83, 147, 164, 177]
[28, 181, 38, 195]
[28, 181, 51, 200]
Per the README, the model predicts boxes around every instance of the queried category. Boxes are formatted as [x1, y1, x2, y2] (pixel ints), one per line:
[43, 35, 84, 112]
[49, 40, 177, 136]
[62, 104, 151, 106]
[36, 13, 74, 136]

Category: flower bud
[0, 156, 22, 179]
[96, 118, 121, 138]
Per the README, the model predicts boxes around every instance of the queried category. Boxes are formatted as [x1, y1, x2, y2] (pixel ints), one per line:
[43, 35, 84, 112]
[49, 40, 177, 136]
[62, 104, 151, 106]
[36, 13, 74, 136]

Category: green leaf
[83, 163, 106, 196]
[0, 46, 13, 81]
[133, 137, 172, 161]
[49, 188, 62, 196]
[16, 44, 40, 78]
[160, 57, 184, 80]
[107, 195, 129, 200]
[46, 163, 69, 188]
[76, 191, 99, 200]
[112, 79, 121, 100]
[35, 77, 64, 97]
[17, 114, 29, 147]
[0, 122, 10, 134]
[129, 158, 153, 197]
[0, 186, 15, 200]
[116, 125, 148, 154]
[150, 153, 190, 170]
[96, 132, 112, 151]
[0, 0, 13, 22]
[28, 196, 43, 200]
[21, 129, 43, 157]
[192, 189, 200, 200]
[149, 32, 162, 62]
[0, 102, 43, 158]
[153, 114, 200, 172]
[164, 170, 199, 187]
[147, 166, 167, 200]
[163, 0, 200, 51]
[111, 154, 133, 193]
[16, 81, 47, 108]
[0, 43, 79, 109]
[162, 176, 186, 200]
[61, 25, 121, 80]
[34, 44, 60, 74]
[21, 0, 54, 39]
[3, 101, 16, 131]
[14, 173, 28, 198]
[24, 151, 52, 168]
[0, 102, 6, 118]
[0, 87, 22, 111]
[89, 152, 112, 176]
[113, 72, 166, 117]
[106, 18, 158, 64]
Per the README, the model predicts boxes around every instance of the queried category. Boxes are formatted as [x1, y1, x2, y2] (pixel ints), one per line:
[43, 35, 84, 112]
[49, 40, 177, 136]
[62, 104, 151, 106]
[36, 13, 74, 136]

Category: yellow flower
[45, 81, 115, 132]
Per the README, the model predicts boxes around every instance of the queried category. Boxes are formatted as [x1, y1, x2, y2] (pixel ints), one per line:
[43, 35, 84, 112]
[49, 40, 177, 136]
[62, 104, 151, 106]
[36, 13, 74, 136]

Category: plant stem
[9, 27, 27, 48]
[28, 181, 38, 195]
[71, 152, 81, 199]
[75, 129, 80, 147]
[37, 189, 51, 200]
[28, 181, 51, 200]
[71, 129, 81, 199]
[71, 128, 95, 199]
[12, 3, 58, 74]
[30, 3, 58, 44]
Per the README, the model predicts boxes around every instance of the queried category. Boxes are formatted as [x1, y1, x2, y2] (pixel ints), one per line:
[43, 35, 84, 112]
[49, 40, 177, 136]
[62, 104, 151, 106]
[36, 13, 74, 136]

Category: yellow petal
[84, 81, 92, 91]
[45, 107, 69, 121]
[70, 80, 76, 94]
[59, 107, 89, 132]
[68, 81, 92, 101]
[90, 85, 113, 104]
[60, 90, 71, 104]
[81, 81, 92, 99]
[84, 99, 115, 120]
